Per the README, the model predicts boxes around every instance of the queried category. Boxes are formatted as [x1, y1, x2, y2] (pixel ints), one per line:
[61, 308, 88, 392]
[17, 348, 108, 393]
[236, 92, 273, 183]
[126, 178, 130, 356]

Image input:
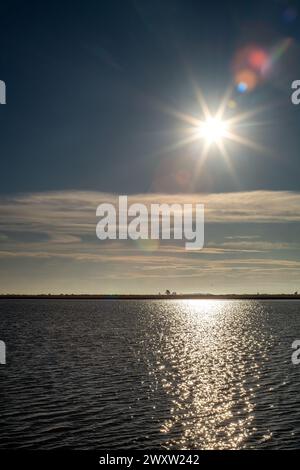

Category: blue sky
[1, 0, 300, 293]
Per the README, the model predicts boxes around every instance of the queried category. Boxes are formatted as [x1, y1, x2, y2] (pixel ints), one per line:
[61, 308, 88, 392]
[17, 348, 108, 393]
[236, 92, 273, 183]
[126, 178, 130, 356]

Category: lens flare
[235, 69, 258, 92]
[248, 49, 268, 70]
[268, 37, 293, 69]
[233, 46, 270, 92]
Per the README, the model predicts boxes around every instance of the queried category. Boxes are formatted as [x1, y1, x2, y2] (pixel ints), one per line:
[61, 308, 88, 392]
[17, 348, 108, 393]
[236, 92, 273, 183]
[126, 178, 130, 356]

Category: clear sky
[1, 0, 300, 294]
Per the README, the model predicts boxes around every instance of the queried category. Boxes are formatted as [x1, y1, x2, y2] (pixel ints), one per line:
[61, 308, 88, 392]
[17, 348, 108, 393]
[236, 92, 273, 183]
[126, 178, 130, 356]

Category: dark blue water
[0, 299, 299, 449]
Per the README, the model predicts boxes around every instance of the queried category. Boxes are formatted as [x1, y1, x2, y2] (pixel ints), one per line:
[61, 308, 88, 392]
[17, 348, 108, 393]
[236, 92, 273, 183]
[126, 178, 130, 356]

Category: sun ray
[226, 100, 283, 127]
[224, 131, 270, 155]
[193, 85, 212, 121]
[150, 131, 202, 157]
[215, 85, 235, 120]
[154, 101, 202, 127]
[216, 140, 236, 176]
[189, 140, 211, 190]
[148, 81, 276, 181]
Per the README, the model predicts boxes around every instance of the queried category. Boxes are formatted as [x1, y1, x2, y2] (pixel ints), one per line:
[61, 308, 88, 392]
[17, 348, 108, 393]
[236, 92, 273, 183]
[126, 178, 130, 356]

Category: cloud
[207, 240, 300, 251]
[1, 190, 300, 232]
[0, 189, 300, 272]
[1, 191, 300, 293]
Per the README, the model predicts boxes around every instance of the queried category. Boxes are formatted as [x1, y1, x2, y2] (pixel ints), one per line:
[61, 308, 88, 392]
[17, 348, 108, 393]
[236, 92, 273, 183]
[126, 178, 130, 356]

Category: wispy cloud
[1, 189, 300, 232]
[0, 189, 300, 256]
[0, 190, 300, 293]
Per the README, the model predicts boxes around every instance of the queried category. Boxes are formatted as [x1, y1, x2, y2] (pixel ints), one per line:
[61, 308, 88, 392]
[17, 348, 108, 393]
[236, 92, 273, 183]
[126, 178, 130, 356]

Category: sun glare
[157, 83, 269, 187]
[198, 117, 229, 144]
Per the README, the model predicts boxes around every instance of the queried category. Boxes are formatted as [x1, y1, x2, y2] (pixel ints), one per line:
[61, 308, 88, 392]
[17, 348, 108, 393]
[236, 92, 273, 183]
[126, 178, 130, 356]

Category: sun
[156, 83, 268, 176]
[198, 117, 229, 144]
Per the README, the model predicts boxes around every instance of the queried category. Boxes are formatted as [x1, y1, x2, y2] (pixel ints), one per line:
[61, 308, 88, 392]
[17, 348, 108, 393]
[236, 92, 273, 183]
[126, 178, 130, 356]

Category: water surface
[0, 299, 299, 449]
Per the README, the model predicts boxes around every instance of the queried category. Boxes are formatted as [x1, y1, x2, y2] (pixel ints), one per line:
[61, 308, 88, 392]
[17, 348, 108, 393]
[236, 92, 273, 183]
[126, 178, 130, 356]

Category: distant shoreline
[1, 294, 300, 300]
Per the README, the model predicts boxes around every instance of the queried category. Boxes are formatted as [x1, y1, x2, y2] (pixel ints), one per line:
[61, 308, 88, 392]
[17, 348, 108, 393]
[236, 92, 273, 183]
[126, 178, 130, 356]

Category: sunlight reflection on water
[0, 299, 299, 449]
[139, 300, 274, 449]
